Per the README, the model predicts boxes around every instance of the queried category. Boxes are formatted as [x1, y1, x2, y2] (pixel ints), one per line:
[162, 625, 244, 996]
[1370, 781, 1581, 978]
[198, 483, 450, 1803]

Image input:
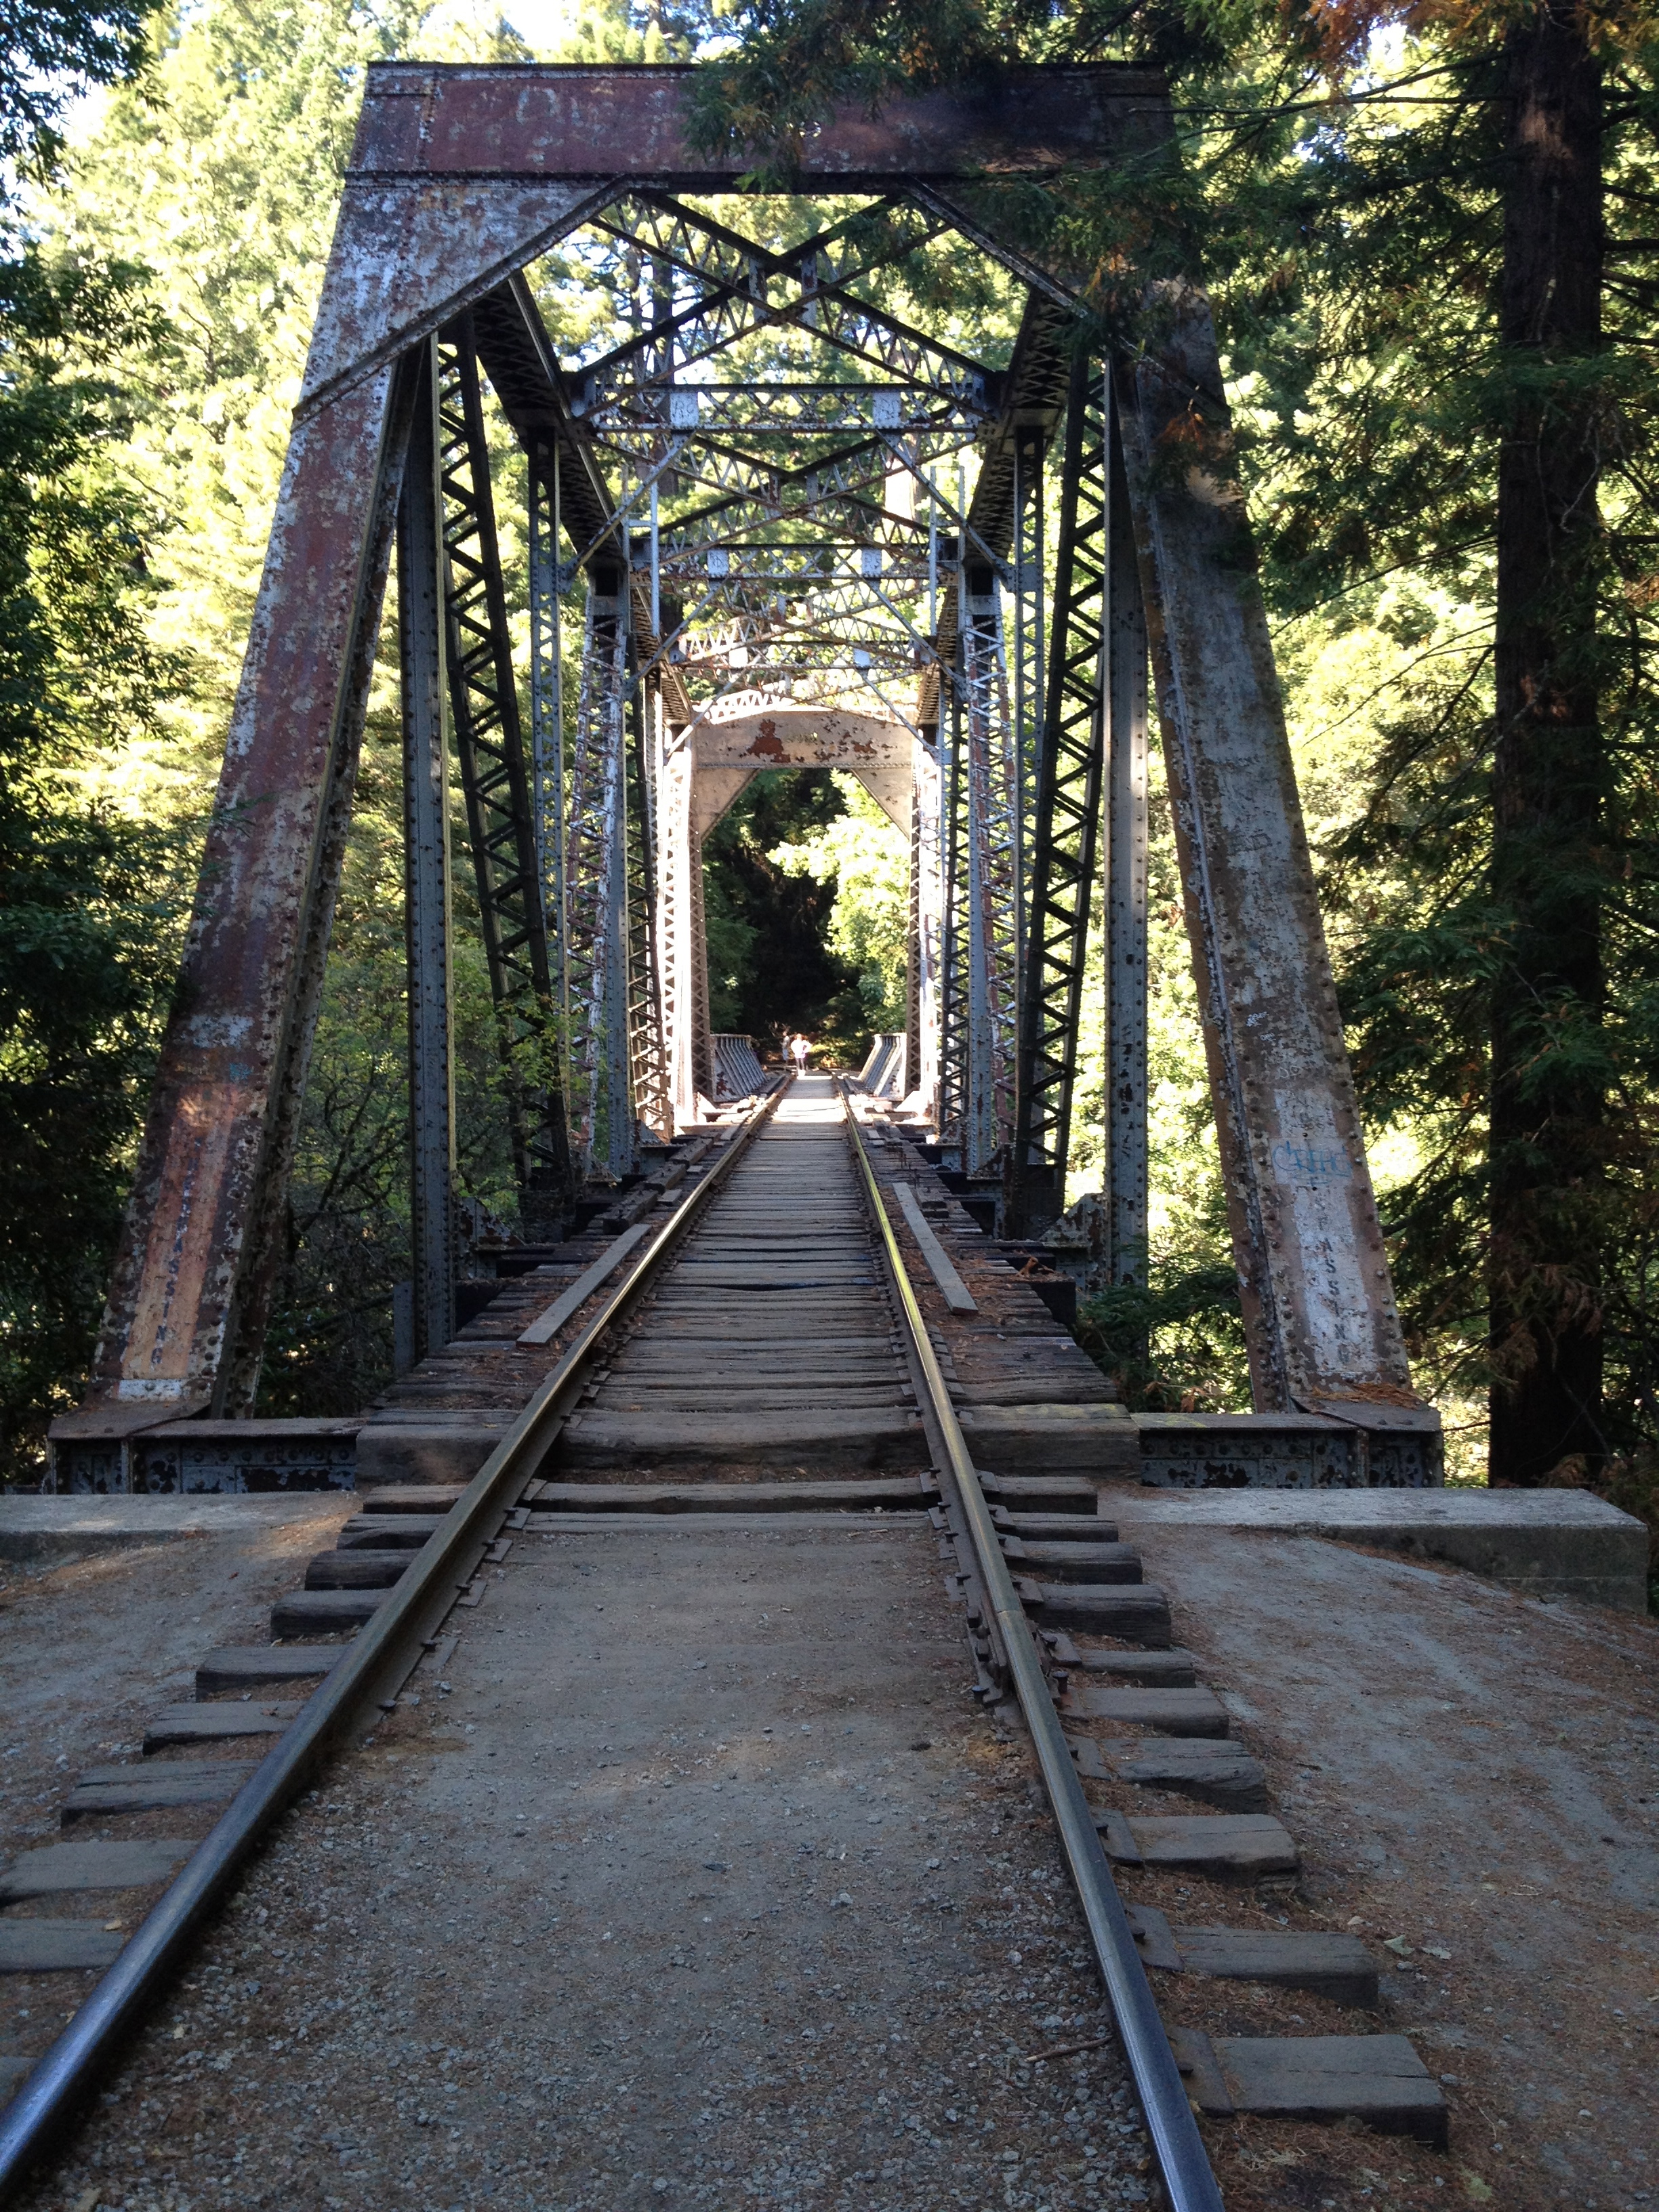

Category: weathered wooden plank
[527, 1475, 935, 1513]
[303, 1549, 411, 1589]
[1015, 1580, 1172, 1645]
[1169, 2028, 1446, 2144]
[959, 1401, 1138, 1476]
[270, 1587, 386, 1636]
[143, 1702, 300, 1752]
[558, 1407, 925, 1472]
[196, 1645, 343, 1694]
[998, 1536, 1141, 1581]
[516, 1223, 652, 1345]
[0, 1921, 125, 1973]
[62, 1764, 257, 1825]
[890, 1183, 977, 1311]
[1061, 1684, 1229, 1735]
[1067, 1733, 1266, 1809]
[0, 1839, 194, 1900]
[1097, 1811, 1297, 1876]
[336, 1513, 446, 1548]
[1171, 1923, 1378, 2004]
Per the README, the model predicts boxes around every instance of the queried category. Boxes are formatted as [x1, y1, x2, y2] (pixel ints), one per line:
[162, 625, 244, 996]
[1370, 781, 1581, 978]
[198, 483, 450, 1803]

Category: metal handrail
[838, 1088, 1225, 2212]
[0, 1083, 785, 2198]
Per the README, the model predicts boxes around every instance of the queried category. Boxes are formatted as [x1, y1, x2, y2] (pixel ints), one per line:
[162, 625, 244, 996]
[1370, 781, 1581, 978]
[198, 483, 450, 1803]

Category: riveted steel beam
[398, 340, 457, 1360]
[435, 315, 575, 1231]
[347, 62, 1172, 193]
[1115, 303, 1418, 1420]
[1010, 357, 1107, 1235]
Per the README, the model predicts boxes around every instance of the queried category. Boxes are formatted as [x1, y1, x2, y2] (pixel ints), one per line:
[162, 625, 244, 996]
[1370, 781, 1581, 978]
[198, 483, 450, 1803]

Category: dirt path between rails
[21, 1516, 1158, 2212]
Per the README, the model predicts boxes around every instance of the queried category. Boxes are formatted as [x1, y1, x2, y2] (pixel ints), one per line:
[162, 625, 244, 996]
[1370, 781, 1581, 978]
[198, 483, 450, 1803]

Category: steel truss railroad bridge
[75, 62, 1437, 1468]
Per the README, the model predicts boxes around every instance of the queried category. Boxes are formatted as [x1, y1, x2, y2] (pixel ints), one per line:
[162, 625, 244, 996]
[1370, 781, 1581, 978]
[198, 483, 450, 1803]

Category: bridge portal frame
[72, 60, 1434, 1466]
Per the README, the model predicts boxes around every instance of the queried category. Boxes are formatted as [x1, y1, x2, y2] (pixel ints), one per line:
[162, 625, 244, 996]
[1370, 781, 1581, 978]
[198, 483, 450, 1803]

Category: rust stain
[742, 720, 790, 762]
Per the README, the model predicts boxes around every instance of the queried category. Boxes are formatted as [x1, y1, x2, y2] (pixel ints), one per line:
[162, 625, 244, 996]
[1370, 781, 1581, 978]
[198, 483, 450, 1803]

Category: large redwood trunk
[1488, 3, 1607, 1483]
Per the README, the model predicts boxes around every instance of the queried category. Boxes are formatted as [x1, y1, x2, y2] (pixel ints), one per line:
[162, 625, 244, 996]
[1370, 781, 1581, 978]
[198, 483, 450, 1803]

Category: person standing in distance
[790, 1032, 812, 1074]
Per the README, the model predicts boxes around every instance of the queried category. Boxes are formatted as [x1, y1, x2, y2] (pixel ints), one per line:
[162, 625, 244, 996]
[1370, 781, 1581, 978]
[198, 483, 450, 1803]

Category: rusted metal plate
[89, 369, 405, 1415]
[300, 177, 608, 415]
[1115, 291, 1421, 1422]
[349, 62, 1169, 188]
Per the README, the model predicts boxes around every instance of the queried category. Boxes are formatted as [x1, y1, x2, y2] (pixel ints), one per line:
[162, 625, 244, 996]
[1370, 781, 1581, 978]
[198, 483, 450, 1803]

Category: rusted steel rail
[838, 1080, 1227, 2212]
[0, 1084, 785, 2200]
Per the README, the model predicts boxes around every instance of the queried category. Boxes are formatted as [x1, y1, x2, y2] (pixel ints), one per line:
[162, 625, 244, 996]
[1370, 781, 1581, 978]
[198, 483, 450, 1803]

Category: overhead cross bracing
[72, 62, 1439, 1469]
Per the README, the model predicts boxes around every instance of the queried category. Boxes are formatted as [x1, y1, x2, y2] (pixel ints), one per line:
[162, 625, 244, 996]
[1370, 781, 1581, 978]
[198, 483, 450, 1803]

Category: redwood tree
[1487, 6, 1610, 1481]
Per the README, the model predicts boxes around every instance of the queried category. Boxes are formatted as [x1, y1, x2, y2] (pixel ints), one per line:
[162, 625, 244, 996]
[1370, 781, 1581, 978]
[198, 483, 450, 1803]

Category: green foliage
[1076, 1263, 1248, 1412]
[0, 0, 194, 1477]
[701, 769, 867, 1054]
[769, 771, 909, 1043]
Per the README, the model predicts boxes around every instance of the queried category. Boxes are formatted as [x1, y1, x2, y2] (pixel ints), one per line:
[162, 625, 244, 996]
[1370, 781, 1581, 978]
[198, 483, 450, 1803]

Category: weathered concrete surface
[19, 1517, 1158, 2211]
[0, 1493, 351, 1565]
[1117, 1523, 1658, 2205]
[1105, 1484, 1649, 1612]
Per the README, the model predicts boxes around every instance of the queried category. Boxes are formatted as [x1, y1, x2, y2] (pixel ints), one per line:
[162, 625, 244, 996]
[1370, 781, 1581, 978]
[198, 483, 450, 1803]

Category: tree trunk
[1488, 3, 1606, 1484]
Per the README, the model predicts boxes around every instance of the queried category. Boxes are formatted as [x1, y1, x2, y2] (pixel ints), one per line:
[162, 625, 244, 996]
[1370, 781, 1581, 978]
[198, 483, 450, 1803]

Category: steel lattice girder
[78, 60, 1429, 1450]
[433, 319, 575, 1228]
[565, 574, 634, 1181]
[1012, 357, 1108, 1227]
[398, 341, 458, 1364]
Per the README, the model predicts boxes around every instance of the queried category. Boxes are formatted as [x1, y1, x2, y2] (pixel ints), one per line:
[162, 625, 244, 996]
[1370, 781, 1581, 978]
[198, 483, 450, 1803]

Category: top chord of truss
[347, 63, 1172, 187]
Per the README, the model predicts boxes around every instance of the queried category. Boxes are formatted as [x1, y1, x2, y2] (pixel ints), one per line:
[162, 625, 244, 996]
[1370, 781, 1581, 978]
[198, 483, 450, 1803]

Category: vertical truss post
[436, 315, 574, 1235]
[398, 341, 457, 1359]
[962, 562, 1021, 1174]
[1011, 422, 1046, 970]
[1106, 382, 1149, 1284]
[938, 676, 968, 1159]
[657, 721, 699, 1127]
[908, 735, 944, 1116]
[567, 565, 634, 1179]
[1012, 359, 1107, 1234]
[689, 818, 714, 1106]
[628, 676, 671, 1137]
[529, 443, 568, 1065]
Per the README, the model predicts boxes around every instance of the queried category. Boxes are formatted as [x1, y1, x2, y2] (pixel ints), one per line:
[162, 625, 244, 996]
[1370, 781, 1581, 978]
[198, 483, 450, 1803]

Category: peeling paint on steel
[1116, 290, 1417, 1414]
[348, 62, 1170, 188]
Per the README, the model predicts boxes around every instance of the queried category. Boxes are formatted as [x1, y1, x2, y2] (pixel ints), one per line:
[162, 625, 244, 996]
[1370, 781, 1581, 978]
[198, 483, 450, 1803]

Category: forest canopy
[0, 0, 1654, 1532]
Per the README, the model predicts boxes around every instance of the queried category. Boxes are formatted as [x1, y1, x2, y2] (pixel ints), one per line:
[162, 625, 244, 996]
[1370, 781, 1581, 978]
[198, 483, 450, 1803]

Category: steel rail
[838, 1086, 1226, 2212]
[0, 1080, 787, 2200]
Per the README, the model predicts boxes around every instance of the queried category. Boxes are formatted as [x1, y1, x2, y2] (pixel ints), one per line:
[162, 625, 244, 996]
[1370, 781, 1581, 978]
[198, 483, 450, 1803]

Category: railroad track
[0, 1076, 1447, 2207]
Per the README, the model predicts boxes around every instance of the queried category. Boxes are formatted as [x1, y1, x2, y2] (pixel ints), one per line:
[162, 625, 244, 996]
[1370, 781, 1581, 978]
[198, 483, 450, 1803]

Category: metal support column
[938, 673, 968, 1160]
[398, 342, 457, 1359]
[1011, 422, 1046, 966]
[436, 315, 575, 1233]
[528, 445, 568, 1065]
[1106, 382, 1149, 1284]
[962, 563, 1020, 1174]
[1011, 359, 1107, 1233]
[567, 566, 634, 1179]
[628, 676, 671, 1138]
[909, 734, 944, 1117]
